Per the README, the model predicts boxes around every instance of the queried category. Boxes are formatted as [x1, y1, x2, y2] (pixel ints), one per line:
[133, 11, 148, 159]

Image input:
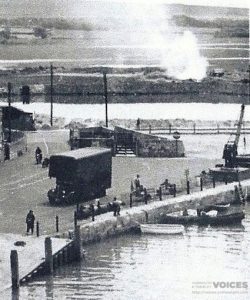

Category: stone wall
[115, 126, 185, 157]
[75, 180, 248, 245]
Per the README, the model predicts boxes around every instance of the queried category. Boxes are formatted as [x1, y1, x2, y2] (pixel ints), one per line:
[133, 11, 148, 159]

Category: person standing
[35, 147, 42, 164]
[26, 210, 35, 234]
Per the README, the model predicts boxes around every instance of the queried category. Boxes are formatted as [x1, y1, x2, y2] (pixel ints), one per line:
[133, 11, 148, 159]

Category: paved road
[0, 130, 75, 235]
[0, 130, 220, 235]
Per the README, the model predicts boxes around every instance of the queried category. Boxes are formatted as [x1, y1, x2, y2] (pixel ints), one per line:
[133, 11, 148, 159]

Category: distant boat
[162, 206, 244, 226]
[140, 224, 184, 235]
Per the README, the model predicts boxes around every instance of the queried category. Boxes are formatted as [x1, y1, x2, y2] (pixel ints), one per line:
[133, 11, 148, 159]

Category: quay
[69, 179, 249, 244]
[5, 178, 248, 290]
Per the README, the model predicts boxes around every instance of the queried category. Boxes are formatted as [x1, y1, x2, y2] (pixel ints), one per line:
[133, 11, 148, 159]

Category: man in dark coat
[26, 210, 35, 234]
[35, 147, 42, 164]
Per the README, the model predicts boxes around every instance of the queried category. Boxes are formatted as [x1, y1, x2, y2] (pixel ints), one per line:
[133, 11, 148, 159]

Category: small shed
[0, 105, 35, 131]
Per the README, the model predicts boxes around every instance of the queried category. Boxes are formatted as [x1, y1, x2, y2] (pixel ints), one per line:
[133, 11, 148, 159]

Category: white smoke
[122, 2, 208, 80]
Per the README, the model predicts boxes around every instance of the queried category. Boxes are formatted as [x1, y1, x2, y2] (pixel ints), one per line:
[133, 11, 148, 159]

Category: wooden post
[50, 64, 53, 127]
[213, 177, 216, 188]
[45, 237, 53, 274]
[187, 180, 190, 194]
[74, 211, 77, 228]
[129, 193, 133, 208]
[200, 177, 203, 191]
[149, 124, 152, 134]
[103, 72, 108, 128]
[217, 124, 220, 134]
[159, 186, 162, 201]
[193, 123, 196, 134]
[225, 177, 228, 185]
[7, 82, 12, 143]
[56, 216, 59, 232]
[10, 250, 19, 289]
[144, 188, 148, 204]
[169, 124, 172, 134]
[173, 184, 176, 197]
[36, 221, 40, 237]
[74, 225, 82, 261]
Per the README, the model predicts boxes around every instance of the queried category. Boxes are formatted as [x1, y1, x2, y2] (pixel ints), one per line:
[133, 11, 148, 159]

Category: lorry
[47, 147, 112, 205]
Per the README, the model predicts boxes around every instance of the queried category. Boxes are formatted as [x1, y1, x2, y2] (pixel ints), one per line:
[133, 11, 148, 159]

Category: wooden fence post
[130, 193, 133, 208]
[44, 237, 53, 274]
[159, 186, 162, 201]
[187, 181, 190, 194]
[36, 221, 40, 237]
[10, 250, 19, 289]
[213, 177, 216, 188]
[74, 211, 77, 228]
[173, 184, 176, 197]
[200, 178, 203, 191]
[56, 216, 59, 232]
[74, 225, 82, 261]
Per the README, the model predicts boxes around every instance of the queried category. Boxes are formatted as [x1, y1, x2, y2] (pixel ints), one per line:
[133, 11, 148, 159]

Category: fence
[138, 125, 250, 135]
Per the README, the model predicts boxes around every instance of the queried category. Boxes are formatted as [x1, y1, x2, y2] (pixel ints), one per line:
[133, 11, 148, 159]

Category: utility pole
[103, 72, 108, 127]
[7, 82, 11, 143]
[50, 64, 53, 127]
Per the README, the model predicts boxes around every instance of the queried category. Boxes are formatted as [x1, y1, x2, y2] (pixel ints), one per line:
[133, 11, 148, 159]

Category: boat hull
[163, 212, 245, 226]
[140, 224, 184, 235]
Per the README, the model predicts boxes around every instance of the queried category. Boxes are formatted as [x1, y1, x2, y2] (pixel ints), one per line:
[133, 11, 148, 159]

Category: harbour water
[13, 206, 250, 300]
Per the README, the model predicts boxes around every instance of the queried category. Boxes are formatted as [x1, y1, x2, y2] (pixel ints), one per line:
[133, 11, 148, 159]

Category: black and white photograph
[0, 0, 249, 299]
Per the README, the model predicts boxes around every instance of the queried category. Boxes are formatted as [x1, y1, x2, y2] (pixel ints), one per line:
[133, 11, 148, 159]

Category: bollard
[74, 211, 77, 228]
[36, 221, 40, 237]
[44, 237, 53, 274]
[129, 193, 133, 208]
[56, 216, 59, 232]
[90, 204, 95, 221]
[200, 177, 203, 191]
[213, 177, 216, 188]
[159, 186, 162, 201]
[10, 250, 19, 289]
[74, 225, 82, 261]
[187, 181, 190, 194]
[173, 184, 176, 197]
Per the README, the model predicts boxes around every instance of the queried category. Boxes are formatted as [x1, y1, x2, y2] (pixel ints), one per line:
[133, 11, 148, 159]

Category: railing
[137, 125, 250, 135]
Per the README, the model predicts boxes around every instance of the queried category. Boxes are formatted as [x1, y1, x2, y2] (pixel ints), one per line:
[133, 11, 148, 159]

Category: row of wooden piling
[10, 225, 82, 290]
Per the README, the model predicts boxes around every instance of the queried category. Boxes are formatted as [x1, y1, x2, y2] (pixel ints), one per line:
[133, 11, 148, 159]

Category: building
[0, 106, 35, 133]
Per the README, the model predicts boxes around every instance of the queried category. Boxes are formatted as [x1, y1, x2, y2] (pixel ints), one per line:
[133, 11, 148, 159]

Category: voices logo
[213, 281, 248, 289]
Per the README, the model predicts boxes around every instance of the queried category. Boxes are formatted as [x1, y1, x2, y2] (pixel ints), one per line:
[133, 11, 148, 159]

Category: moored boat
[162, 206, 245, 226]
[140, 224, 184, 235]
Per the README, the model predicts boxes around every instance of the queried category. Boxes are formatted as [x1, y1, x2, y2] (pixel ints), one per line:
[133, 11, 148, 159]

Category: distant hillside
[168, 4, 248, 19]
[0, 18, 92, 31]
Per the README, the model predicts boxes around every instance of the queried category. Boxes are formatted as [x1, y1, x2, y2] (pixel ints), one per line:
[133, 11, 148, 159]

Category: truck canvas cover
[49, 148, 112, 185]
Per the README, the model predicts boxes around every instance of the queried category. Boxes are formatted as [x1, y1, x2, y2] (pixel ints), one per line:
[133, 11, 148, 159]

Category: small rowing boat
[140, 224, 184, 235]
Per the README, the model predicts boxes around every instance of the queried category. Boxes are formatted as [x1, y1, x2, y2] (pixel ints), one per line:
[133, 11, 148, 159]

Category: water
[12, 205, 250, 300]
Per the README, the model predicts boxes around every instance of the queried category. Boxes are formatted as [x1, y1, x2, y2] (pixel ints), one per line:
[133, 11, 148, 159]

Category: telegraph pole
[7, 82, 11, 143]
[103, 72, 108, 127]
[50, 64, 53, 127]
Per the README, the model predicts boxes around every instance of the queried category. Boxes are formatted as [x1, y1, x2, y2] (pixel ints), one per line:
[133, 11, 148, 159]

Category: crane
[222, 104, 245, 168]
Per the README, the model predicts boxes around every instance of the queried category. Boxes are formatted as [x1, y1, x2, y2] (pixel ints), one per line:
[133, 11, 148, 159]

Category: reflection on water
[5, 205, 248, 300]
